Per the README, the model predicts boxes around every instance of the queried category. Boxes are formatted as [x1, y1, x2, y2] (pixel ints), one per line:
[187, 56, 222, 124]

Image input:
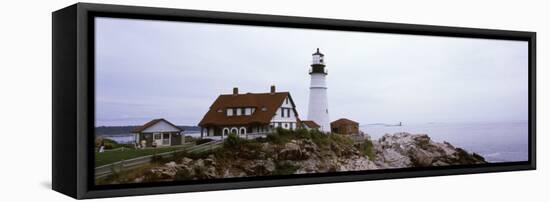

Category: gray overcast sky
[95, 17, 528, 126]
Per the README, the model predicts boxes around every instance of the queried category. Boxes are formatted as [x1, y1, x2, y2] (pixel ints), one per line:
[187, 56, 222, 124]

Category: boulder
[278, 141, 309, 160]
[165, 161, 177, 167]
[243, 160, 275, 176]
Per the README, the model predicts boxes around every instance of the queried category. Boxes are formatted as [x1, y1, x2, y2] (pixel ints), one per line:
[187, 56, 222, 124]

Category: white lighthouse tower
[307, 48, 331, 132]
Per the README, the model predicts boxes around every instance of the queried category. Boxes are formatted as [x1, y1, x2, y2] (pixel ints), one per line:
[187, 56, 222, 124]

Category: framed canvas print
[52, 3, 536, 199]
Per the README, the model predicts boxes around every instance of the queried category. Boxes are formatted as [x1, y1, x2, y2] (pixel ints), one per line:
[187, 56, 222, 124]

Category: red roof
[131, 119, 183, 133]
[331, 118, 359, 128]
[301, 120, 320, 129]
[198, 92, 297, 127]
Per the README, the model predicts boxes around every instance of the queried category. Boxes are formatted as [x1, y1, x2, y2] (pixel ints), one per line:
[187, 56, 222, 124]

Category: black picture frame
[52, 3, 536, 199]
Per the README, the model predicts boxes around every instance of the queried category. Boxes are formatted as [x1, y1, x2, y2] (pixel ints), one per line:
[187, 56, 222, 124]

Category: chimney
[233, 87, 238, 95]
[270, 85, 276, 94]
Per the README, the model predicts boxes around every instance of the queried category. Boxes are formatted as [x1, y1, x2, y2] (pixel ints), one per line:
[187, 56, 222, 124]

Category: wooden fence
[95, 140, 223, 179]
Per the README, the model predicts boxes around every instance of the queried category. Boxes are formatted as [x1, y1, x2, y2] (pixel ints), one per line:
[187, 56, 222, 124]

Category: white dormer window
[236, 108, 242, 116]
[227, 108, 233, 116]
[245, 108, 252, 115]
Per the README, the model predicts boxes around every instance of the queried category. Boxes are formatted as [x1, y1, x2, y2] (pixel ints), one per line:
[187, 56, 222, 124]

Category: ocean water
[361, 121, 528, 163]
[101, 134, 136, 144]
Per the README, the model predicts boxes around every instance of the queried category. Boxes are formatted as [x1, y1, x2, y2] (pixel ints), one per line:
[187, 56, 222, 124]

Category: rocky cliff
[128, 132, 486, 183]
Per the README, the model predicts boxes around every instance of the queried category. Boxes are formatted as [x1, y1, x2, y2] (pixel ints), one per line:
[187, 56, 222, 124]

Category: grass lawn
[95, 146, 188, 167]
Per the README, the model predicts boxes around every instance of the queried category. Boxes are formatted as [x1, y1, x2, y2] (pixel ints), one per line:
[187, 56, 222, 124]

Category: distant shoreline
[95, 125, 200, 135]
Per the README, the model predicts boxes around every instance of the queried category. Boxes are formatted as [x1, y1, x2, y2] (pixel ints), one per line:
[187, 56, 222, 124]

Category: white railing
[241, 132, 268, 139]
[202, 136, 224, 141]
[201, 132, 270, 140]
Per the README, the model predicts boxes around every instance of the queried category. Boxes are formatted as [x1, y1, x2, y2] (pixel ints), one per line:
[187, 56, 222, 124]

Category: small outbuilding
[330, 118, 359, 135]
[299, 120, 320, 131]
[132, 119, 184, 148]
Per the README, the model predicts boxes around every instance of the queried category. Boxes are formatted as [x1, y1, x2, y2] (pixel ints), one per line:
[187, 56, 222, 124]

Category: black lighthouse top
[312, 48, 324, 56]
[310, 48, 327, 75]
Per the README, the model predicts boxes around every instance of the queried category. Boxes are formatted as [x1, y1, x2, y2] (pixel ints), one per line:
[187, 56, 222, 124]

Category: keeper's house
[198, 85, 299, 138]
[132, 119, 184, 147]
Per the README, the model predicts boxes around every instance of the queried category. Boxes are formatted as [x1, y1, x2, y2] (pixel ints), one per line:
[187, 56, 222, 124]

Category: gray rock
[278, 142, 309, 160]
[181, 157, 193, 165]
[374, 133, 486, 168]
[141, 132, 486, 182]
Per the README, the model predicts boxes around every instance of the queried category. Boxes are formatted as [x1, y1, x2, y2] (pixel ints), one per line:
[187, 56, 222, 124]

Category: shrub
[294, 128, 311, 139]
[266, 133, 282, 144]
[329, 134, 354, 146]
[272, 161, 299, 176]
[96, 138, 122, 150]
[224, 133, 243, 148]
[243, 140, 262, 151]
[310, 130, 330, 147]
[266, 128, 294, 145]
[276, 127, 292, 137]
[359, 139, 375, 160]
[266, 133, 287, 145]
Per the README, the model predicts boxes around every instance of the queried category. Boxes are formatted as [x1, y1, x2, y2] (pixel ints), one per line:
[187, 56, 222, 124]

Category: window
[239, 127, 246, 135]
[287, 108, 291, 117]
[153, 133, 161, 140]
[162, 133, 170, 145]
[281, 108, 285, 117]
[223, 128, 229, 136]
[227, 108, 233, 116]
[236, 108, 242, 116]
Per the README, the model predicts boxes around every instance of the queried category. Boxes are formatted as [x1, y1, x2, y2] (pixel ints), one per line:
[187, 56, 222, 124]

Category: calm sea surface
[101, 134, 135, 144]
[361, 121, 528, 163]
